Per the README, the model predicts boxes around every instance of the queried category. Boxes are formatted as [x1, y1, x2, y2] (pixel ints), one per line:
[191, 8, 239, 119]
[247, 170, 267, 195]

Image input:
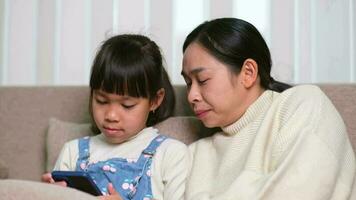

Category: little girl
[42, 34, 190, 200]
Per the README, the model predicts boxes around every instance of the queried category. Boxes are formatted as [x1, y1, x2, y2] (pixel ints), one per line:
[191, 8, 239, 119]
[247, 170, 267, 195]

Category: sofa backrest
[0, 84, 355, 181]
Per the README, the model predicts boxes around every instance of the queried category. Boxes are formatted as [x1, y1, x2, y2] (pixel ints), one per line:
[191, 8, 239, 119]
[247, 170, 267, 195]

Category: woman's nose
[187, 84, 202, 104]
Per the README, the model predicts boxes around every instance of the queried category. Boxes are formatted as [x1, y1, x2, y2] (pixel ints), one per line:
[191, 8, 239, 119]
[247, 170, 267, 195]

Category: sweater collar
[222, 90, 274, 135]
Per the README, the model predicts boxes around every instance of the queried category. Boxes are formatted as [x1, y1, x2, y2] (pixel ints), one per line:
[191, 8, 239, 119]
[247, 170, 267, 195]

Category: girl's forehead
[94, 89, 133, 100]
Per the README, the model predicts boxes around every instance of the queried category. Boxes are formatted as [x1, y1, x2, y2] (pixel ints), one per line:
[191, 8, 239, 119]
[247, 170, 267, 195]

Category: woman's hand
[41, 172, 67, 187]
[98, 183, 123, 200]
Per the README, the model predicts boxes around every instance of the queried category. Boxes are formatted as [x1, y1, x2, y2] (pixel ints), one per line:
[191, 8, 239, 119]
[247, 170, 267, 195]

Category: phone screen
[52, 171, 102, 196]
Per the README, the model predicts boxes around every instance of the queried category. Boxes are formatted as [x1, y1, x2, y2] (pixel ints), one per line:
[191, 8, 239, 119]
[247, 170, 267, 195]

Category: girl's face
[182, 43, 252, 128]
[92, 90, 155, 144]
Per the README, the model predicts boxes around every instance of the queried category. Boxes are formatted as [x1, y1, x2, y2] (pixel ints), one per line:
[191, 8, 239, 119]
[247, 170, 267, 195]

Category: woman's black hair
[89, 34, 175, 131]
[183, 18, 291, 92]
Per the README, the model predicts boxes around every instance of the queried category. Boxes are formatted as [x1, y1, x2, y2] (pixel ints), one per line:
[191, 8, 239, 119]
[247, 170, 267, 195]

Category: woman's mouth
[195, 109, 210, 119]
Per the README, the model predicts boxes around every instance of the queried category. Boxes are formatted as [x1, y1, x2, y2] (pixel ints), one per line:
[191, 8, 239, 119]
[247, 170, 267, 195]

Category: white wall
[0, 0, 355, 85]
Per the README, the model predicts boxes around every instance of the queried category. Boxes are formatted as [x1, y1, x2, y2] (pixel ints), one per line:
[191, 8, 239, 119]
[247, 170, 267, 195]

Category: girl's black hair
[183, 18, 291, 92]
[89, 34, 175, 129]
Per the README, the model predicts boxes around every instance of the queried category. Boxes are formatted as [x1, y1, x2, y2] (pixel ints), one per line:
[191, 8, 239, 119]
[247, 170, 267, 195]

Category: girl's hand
[98, 183, 123, 200]
[41, 172, 67, 187]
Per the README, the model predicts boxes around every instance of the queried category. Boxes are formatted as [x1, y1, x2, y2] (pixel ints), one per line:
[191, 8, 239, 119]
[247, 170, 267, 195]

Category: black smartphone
[51, 171, 102, 196]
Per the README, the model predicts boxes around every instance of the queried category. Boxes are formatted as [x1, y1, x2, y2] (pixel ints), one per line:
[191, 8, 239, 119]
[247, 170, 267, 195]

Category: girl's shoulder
[158, 135, 188, 148]
[63, 135, 98, 149]
[156, 134, 189, 154]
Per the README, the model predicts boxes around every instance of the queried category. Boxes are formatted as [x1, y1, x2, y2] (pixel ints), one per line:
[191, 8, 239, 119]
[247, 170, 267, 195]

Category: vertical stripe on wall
[117, 1, 146, 34]
[296, 0, 310, 83]
[171, 0, 177, 83]
[204, 0, 210, 20]
[310, 0, 316, 83]
[172, 0, 207, 84]
[150, 0, 174, 83]
[54, 0, 61, 84]
[144, 0, 151, 32]
[60, 0, 86, 85]
[112, 0, 119, 34]
[37, 0, 55, 85]
[32, 0, 39, 84]
[84, 0, 92, 84]
[1, 0, 10, 84]
[0, 0, 2, 84]
[211, 0, 233, 19]
[270, 0, 294, 83]
[7, 0, 37, 84]
[91, 0, 113, 62]
[293, 0, 300, 83]
[350, 0, 355, 82]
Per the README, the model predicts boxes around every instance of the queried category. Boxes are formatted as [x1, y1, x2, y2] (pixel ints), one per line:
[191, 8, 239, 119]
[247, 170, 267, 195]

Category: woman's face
[181, 43, 250, 128]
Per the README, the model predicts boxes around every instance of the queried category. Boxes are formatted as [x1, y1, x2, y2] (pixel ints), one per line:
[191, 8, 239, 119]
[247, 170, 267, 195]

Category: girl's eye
[95, 98, 107, 105]
[122, 104, 135, 109]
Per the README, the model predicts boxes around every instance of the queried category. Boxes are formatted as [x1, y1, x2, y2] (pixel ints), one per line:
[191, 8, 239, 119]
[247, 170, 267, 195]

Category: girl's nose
[105, 107, 119, 122]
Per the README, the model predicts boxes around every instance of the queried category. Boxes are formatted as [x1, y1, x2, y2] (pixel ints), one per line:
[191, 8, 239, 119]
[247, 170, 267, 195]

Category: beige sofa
[0, 84, 355, 199]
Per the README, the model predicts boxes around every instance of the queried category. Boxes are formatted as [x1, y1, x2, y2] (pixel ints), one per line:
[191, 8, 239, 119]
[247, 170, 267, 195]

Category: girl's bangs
[95, 62, 150, 98]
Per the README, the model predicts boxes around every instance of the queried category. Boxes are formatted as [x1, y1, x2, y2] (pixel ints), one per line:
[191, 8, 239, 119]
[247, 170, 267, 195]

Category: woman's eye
[198, 79, 209, 85]
[186, 81, 192, 88]
[183, 78, 192, 88]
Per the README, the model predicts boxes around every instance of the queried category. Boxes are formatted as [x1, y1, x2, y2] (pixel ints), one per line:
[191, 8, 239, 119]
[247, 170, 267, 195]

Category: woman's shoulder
[275, 84, 329, 109]
[281, 84, 325, 98]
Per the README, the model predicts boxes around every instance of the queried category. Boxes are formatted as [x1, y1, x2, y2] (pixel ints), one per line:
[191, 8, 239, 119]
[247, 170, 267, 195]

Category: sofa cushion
[0, 159, 8, 179]
[46, 118, 94, 172]
[154, 116, 217, 144]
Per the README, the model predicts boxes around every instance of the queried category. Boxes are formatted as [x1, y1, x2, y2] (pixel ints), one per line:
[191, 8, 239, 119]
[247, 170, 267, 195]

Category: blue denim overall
[75, 135, 167, 200]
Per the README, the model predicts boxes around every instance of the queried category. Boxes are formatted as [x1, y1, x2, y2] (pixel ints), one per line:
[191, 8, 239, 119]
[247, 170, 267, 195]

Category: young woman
[181, 18, 356, 200]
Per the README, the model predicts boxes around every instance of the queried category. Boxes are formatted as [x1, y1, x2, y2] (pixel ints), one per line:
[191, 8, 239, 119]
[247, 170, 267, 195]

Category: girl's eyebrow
[94, 90, 107, 97]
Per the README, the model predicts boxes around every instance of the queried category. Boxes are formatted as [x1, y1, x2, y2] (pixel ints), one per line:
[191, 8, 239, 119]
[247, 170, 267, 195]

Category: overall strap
[127, 135, 168, 199]
[136, 135, 168, 165]
[75, 136, 90, 171]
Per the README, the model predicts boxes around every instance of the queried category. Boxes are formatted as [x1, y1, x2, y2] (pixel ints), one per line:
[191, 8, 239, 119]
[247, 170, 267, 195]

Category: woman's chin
[200, 119, 219, 128]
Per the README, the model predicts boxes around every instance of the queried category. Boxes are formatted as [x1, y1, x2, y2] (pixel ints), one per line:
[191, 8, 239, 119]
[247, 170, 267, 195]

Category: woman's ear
[240, 58, 259, 88]
[150, 88, 165, 111]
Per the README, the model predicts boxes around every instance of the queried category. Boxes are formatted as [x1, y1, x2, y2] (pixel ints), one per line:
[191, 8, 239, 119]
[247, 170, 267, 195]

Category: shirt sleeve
[253, 86, 356, 200]
[53, 140, 78, 171]
[154, 139, 191, 200]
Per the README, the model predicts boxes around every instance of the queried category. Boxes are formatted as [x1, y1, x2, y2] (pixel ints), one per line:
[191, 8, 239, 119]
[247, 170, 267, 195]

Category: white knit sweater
[185, 85, 356, 200]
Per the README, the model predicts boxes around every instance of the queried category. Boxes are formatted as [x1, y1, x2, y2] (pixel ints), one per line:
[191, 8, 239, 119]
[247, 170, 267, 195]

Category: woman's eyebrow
[181, 67, 205, 76]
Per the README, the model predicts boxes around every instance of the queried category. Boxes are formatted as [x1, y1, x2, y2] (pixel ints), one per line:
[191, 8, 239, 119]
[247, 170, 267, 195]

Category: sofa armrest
[0, 179, 98, 200]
